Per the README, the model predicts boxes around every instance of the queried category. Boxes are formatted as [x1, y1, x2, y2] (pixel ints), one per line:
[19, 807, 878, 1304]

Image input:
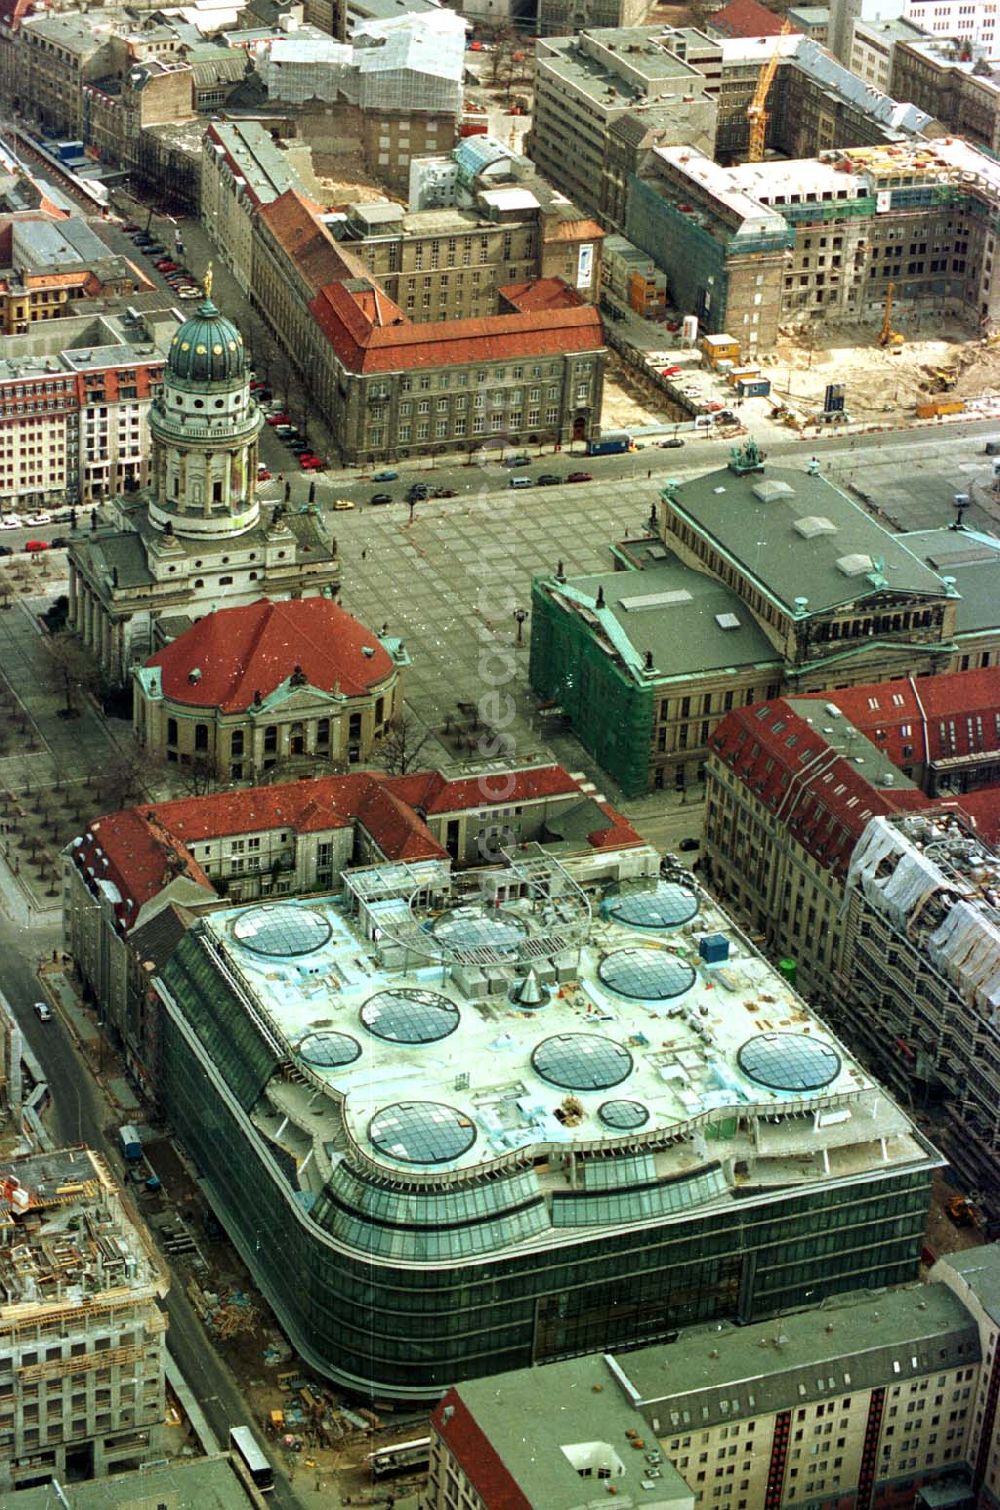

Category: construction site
[0, 1147, 167, 1493]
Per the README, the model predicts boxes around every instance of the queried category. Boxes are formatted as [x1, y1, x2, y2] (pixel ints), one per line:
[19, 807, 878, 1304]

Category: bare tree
[46, 633, 99, 719]
[371, 712, 434, 777]
[96, 747, 150, 811]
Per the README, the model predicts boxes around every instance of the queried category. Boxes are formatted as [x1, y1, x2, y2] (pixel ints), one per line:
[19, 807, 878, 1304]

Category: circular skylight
[297, 1032, 361, 1069]
[599, 1099, 650, 1131]
[231, 905, 332, 957]
[431, 905, 528, 954]
[606, 881, 699, 930]
[532, 1033, 633, 1092]
[360, 989, 460, 1044]
[737, 1033, 841, 1093]
[598, 948, 695, 1001]
[369, 1101, 477, 1166]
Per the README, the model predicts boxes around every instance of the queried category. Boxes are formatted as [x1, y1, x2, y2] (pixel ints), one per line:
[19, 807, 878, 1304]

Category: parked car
[0, 515, 23, 529]
[407, 483, 428, 503]
[0, 545, 12, 556]
[142, 243, 167, 257]
[430, 487, 457, 498]
[33, 1001, 52, 1022]
[679, 837, 700, 852]
[373, 469, 398, 481]
[178, 288, 201, 299]
[659, 437, 685, 448]
[48, 536, 69, 549]
[509, 475, 533, 489]
[24, 510, 51, 525]
[660, 364, 682, 377]
[503, 454, 531, 468]
[122, 222, 141, 233]
[704, 400, 724, 413]
[370, 492, 393, 504]
[537, 474, 562, 486]
[300, 456, 323, 471]
[155, 260, 177, 273]
[131, 232, 152, 244]
[567, 471, 593, 483]
[333, 497, 356, 510]
[716, 410, 737, 424]
[266, 413, 291, 426]
[286, 439, 310, 453]
[24, 539, 50, 552]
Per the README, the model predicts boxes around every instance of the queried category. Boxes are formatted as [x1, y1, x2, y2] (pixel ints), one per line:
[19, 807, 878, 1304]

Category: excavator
[878, 282, 904, 350]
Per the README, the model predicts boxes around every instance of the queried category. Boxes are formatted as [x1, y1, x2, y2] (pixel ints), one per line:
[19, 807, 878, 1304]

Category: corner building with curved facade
[154, 850, 940, 1400]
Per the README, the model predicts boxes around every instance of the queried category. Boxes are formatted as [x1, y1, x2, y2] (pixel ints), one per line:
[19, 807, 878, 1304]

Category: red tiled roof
[711, 0, 798, 36]
[309, 278, 604, 374]
[953, 786, 1000, 848]
[73, 764, 641, 924]
[144, 598, 395, 712]
[256, 190, 366, 292]
[431, 1390, 531, 1510]
[709, 701, 931, 877]
[75, 809, 214, 928]
[543, 218, 605, 243]
[354, 781, 445, 862]
[799, 668, 1000, 772]
[498, 278, 587, 313]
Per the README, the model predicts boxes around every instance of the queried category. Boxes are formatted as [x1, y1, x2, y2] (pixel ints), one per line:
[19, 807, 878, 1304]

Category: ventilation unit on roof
[794, 515, 837, 539]
[752, 480, 794, 503]
[715, 612, 740, 630]
[825, 703, 841, 717]
[836, 553, 874, 577]
[188, 667, 202, 684]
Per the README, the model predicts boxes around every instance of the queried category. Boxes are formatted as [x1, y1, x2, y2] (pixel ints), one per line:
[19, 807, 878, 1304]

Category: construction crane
[747, 20, 792, 163]
[878, 281, 904, 349]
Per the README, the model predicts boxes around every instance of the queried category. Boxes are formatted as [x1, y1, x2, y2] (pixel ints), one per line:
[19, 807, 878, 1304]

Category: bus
[229, 1426, 275, 1493]
[367, 1436, 432, 1478]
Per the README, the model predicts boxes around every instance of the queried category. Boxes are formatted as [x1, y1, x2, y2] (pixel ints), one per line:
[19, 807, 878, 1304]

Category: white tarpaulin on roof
[928, 899, 1000, 1018]
[847, 817, 943, 929]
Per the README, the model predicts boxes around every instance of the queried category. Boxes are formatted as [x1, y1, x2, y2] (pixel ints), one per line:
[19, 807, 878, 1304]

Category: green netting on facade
[529, 580, 654, 798]
[159, 929, 282, 1111]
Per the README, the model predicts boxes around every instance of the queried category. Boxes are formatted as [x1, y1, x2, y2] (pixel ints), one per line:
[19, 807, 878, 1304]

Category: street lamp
[513, 608, 528, 646]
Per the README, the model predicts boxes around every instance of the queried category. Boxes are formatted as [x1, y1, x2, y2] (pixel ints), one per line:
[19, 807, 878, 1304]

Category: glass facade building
[155, 854, 939, 1401]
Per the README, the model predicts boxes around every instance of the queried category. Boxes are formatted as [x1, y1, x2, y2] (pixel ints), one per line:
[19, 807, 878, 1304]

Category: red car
[660, 365, 682, 377]
[300, 455, 323, 470]
[265, 413, 291, 426]
[156, 260, 178, 273]
[24, 539, 50, 552]
[567, 471, 593, 483]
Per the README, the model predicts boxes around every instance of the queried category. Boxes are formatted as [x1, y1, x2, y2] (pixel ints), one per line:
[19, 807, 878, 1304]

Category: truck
[118, 1125, 143, 1163]
[587, 430, 631, 456]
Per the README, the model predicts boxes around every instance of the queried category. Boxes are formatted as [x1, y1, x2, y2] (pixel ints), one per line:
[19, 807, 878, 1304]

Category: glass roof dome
[167, 295, 246, 385]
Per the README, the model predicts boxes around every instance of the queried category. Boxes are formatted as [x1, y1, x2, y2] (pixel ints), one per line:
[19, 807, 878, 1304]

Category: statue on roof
[203, 262, 213, 303]
[728, 435, 765, 475]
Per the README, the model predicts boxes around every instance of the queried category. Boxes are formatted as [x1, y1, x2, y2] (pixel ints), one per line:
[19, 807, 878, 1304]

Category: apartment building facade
[201, 120, 311, 294]
[530, 26, 720, 225]
[892, 35, 1000, 155]
[0, 215, 140, 336]
[308, 276, 605, 463]
[0, 1148, 167, 1493]
[0, 313, 165, 509]
[426, 1249, 1000, 1510]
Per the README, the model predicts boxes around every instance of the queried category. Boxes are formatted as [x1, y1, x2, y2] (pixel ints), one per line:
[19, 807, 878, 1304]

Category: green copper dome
[168, 296, 246, 384]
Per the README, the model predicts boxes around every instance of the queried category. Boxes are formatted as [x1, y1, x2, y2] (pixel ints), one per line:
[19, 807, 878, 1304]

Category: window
[194, 724, 209, 752]
[166, 718, 178, 747]
[231, 730, 244, 757]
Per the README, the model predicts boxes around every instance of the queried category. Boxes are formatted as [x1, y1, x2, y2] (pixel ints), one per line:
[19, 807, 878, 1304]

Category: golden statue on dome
[203, 263, 213, 302]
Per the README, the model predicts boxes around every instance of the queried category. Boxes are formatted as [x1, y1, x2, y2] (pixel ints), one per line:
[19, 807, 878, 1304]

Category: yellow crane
[878, 281, 904, 348]
[747, 20, 792, 163]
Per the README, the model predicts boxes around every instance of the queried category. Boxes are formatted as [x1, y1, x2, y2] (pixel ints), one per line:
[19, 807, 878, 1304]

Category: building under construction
[0, 1148, 167, 1493]
[627, 137, 1000, 349]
